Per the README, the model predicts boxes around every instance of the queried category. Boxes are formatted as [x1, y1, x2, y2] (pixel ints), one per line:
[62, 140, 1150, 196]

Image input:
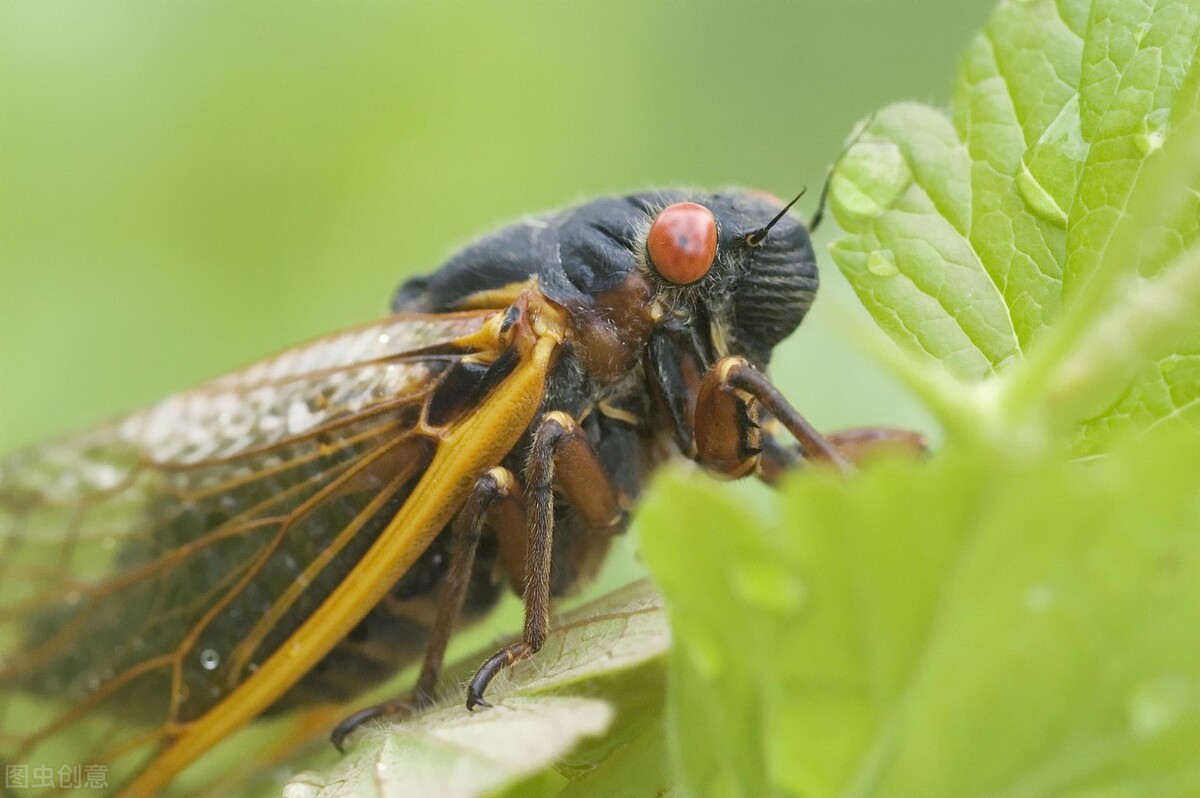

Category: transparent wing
[0, 310, 501, 791]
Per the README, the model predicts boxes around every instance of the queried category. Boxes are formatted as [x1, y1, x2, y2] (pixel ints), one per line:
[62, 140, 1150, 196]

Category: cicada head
[635, 189, 819, 370]
[390, 188, 818, 373]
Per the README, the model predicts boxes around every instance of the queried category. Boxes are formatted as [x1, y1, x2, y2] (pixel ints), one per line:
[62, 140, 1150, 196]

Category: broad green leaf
[287, 581, 669, 798]
[829, 0, 1200, 450]
[642, 431, 1200, 798]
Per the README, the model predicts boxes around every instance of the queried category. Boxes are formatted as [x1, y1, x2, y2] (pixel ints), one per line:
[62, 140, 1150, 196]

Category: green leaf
[642, 431, 1200, 798]
[554, 717, 676, 798]
[828, 0, 1200, 449]
[1065, 0, 1200, 296]
[286, 581, 669, 798]
[830, 104, 1014, 381]
[954, 0, 1085, 350]
[1061, 65, 1200, 450]
[285, 698, 609, 798]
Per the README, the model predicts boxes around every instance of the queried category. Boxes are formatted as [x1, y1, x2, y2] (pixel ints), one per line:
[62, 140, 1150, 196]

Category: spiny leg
[330, 467, 518, 751]
[713, 356, 853, 473]
[467, 411, 622, 710]
[696, 357, 927, 484]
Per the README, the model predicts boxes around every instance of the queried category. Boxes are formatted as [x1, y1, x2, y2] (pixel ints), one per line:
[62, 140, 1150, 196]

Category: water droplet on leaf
[866, 249, 899, 278]
[831, 141, 913, 223]
[1137, 108, 1170, 155]
[1016, 163, 1067, 226]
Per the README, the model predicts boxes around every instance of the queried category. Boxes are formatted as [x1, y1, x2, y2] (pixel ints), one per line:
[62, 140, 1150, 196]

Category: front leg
[467, 411, 623, 709]
[694, 356, 926, 482]
[693, 356, 850, 477]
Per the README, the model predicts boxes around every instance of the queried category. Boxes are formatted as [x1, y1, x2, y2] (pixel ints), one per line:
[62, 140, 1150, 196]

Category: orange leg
[694, 356, 852, 478]
[694, 356, 928, 484]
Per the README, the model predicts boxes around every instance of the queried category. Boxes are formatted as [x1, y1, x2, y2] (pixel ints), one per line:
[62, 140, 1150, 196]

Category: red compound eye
[646, 202, 718, 285]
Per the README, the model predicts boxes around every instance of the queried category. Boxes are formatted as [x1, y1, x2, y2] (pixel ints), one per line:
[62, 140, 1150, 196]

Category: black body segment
[362, 189, 827, 720]
[393, 190, 818, 369]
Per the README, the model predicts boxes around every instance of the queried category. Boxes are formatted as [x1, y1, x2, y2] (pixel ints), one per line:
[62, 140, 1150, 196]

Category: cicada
[0, 188, 918, 796]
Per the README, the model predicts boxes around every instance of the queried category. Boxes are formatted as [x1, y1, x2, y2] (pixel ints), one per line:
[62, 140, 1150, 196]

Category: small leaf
[830, 105, 1014, 382]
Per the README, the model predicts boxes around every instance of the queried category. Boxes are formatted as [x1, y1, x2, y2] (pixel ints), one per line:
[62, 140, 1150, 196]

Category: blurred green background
[0, 0, 993, 456]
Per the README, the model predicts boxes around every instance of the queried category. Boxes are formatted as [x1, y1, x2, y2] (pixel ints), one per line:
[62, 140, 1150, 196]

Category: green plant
[297, 1, 1200, 795]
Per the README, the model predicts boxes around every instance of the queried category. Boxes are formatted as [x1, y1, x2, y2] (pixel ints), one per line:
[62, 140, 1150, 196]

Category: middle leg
[467, 410, 623, 709]
[330, 466, 519, 750]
